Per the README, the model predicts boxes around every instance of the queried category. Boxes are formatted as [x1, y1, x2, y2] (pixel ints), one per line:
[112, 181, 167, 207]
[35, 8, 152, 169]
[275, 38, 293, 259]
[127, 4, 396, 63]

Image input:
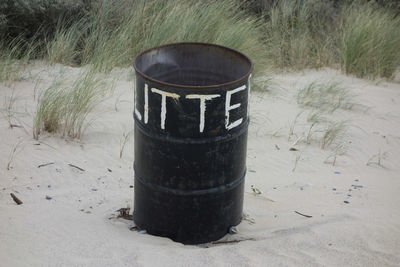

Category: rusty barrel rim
[133, 42, 254, 90]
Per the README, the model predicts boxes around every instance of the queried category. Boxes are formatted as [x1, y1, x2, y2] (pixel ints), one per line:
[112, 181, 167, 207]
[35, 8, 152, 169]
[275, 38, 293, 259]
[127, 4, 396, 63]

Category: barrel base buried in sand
[133, 172, 244, 245]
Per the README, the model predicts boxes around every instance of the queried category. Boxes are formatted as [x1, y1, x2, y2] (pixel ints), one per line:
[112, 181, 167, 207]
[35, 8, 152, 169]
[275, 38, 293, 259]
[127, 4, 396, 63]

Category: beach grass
[264, 0, 400, 78]
[321, 120, 349, 149]
[289, 111, 349, 150]
[297, 81, 356, 113]
[0, 38, 36, 85]
[46, 21, 85, 66]
[1, 0, 398, 79]
[293, 80, 353, 150]
[45, 0, 266, 74]
[33, 69, 107, 139]
[1, 0, 399, 140]
[264, 0, 336, 69]
[338, 2, 400, 79]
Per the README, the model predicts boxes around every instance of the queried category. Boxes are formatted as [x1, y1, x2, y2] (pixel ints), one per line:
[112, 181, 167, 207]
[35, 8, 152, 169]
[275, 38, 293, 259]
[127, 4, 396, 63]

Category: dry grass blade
[292, 153, 302, 172]
[306, 112, 328, 144]
[321, 120, 349, 150]
[288, 111, 303, 141]
[120, 130, 133, 159]
[2, 87, 18, 128]
[366, 150, 388, 168]
[324, 144, 348, 166]
[7, 140, 24, 170]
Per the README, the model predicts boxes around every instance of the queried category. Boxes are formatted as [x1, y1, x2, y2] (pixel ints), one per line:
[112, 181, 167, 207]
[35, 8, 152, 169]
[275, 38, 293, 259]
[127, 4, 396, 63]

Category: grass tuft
[366, 150, 388, 168]
[306, 112, 327, 144]
[287, 111, 349, 150]
[339, 2, 400, 78]
[321, 120, 348, 149]
[33, 69, 107, 139]
[297, 81, 357, 113]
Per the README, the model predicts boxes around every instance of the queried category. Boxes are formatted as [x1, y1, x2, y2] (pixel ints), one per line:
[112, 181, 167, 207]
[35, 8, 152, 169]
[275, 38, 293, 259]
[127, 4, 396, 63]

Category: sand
[1, 63, 399, 266]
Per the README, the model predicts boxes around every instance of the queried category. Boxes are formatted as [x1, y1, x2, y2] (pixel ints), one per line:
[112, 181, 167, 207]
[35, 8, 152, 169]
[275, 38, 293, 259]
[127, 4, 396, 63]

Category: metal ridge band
[134, 115, 249, 144]
[134, 168, 246, 196]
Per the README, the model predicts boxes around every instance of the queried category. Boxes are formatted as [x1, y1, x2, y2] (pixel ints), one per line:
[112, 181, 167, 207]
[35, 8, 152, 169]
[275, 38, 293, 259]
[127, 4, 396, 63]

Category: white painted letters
[247, 75, 251, 119]
[151, 88, 180, 129]
[138, 82, 248, 131]
[225, 85, 246, 130]
[186, 94, 221, 133]
[134, 83, 149, 123]
[144, 84, 149, 124]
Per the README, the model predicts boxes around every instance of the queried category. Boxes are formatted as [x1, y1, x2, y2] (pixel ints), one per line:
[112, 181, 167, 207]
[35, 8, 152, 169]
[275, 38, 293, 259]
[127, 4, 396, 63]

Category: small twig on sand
[68, 164, 85, 171]
[294, 211, 312, 218]
[210, 237, 256, 245]
[10, 193, 23, 205]
[10, 124, 23, 128]
[37, 162, 55, 168]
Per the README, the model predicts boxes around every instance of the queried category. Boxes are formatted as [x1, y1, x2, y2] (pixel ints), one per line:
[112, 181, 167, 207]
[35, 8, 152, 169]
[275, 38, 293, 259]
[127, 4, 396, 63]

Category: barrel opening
[134, 43, 253, 88]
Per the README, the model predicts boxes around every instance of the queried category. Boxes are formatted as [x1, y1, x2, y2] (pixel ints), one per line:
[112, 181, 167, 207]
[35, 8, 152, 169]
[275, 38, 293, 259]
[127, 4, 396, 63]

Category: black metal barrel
[133, 42, 252, 244]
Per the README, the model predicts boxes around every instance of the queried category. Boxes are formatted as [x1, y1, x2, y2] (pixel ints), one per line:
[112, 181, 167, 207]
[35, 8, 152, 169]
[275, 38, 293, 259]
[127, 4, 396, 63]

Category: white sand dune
[1, 63, 399, 266]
